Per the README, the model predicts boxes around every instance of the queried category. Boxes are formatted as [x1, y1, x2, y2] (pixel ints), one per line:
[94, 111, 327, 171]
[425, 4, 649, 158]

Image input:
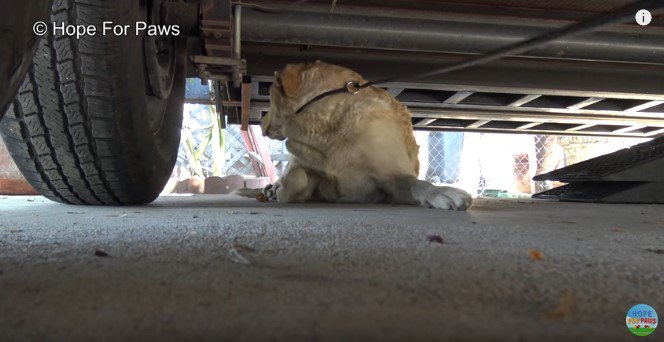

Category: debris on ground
[541, 292, 574, 320]
[228, 246, 251, 265]
[94, 250, 109, 257]
[426, 235, 445, 244]
[233, 244, 256, 253]
[67, 212, 84, 215]
[561, 221, 576, 224]
[256, 193, 269, 202]
[105, 212, 128, 218]
[27, 198, 34, 202]
[9, 228, 21, 233]
[612, 227, 625, 233]
[646, 248, 664, 255]
[249, 212, 260, 215]
[193, 215, 199, 219]
[642, 220, 664, 226]
[528, 248, 544, 261]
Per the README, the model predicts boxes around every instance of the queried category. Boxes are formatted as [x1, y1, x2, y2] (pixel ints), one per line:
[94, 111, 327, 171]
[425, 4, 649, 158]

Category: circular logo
[626, 304, 658, 337]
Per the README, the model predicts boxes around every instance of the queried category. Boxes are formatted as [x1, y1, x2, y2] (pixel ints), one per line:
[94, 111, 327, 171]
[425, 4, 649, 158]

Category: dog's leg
[380, 176, 473, 210]
[272, 167, 320, 203]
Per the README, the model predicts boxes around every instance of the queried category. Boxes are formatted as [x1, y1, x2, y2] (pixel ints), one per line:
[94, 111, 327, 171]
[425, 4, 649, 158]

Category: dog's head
[261, 61, 365, 140]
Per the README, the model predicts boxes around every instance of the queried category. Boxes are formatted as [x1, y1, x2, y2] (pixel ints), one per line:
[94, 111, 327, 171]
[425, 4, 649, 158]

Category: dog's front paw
[262, 183, 280, 201]
[425, 187, 473, 210]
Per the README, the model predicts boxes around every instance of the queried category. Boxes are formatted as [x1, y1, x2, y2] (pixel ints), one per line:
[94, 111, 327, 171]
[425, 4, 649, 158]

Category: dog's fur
[237, 61, 472, 210]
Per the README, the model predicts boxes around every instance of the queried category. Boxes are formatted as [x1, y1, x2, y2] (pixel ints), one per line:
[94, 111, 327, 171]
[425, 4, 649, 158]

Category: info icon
[626, 304, 658, 337]
[635, 9, 652, 26]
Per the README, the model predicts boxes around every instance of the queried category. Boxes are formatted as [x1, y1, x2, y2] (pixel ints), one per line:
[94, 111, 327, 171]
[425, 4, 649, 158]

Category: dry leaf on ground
[426, 235, 445, 244]
[94, 250, 109, 257]
[528, 248, 544, 261]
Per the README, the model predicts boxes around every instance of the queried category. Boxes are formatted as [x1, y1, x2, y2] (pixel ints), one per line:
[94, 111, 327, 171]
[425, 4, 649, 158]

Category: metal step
[533, 136, 664, 182]
[533, 136, 664, 203]
[532, 181, 664, 204]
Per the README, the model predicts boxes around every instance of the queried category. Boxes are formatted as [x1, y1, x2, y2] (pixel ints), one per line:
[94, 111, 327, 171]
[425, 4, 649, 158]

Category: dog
[236, 61, 472, 210]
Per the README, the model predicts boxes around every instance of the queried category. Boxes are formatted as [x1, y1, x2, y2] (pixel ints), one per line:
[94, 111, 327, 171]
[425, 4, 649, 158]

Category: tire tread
[1, 0, 125, 204]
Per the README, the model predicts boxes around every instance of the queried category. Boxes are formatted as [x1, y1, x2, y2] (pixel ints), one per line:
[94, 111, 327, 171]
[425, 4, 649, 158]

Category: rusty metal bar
[241, 77, 251, 131]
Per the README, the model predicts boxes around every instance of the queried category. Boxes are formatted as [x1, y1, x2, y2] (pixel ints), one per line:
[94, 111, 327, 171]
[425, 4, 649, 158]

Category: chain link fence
[418, 132, 647, 196]
[174, 104, 289, 180]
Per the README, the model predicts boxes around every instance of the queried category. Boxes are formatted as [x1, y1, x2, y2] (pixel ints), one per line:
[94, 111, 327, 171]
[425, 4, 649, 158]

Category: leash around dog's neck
[293, 0, 662, 115]
[295, 79, 385, 114]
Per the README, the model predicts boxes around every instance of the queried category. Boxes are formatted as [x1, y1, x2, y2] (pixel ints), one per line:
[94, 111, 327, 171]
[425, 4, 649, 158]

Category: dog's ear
[280, 64, 305, 97]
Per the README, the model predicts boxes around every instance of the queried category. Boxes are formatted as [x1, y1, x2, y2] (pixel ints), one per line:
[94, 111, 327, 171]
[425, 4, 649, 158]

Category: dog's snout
[261, 119, 285, 140]
[261, 123, 270, 137]
[260, 114, 271, 136]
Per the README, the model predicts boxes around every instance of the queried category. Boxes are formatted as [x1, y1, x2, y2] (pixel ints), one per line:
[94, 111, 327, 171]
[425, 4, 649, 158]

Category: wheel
[0, 0, 186, 205]
[0, 1, 51, 115]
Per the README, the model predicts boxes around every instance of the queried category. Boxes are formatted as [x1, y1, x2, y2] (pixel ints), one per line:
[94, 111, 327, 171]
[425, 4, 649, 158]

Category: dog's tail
[232, 188, 263, 198]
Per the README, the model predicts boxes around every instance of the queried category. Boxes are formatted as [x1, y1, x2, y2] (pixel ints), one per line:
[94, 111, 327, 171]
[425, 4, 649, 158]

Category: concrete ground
[1, 194, 663, 341]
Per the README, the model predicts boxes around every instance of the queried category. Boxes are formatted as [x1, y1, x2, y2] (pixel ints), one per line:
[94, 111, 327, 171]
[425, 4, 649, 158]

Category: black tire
[0, 0, 186, 205]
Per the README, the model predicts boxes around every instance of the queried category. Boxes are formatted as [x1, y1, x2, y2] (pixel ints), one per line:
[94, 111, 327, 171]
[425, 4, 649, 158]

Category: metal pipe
[241, 4, 664, 67]
[243, 45, 664, 100]
[160, 2, 199, 35]
[400, 0, 664, 82]
[234, 5, 242, 59]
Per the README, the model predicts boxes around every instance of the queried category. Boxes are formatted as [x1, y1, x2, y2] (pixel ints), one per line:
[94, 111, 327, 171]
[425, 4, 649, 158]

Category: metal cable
[295, 0, 664, 113]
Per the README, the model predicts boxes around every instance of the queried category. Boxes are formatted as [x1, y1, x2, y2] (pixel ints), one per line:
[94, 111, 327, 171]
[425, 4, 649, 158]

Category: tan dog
[242, 61, 472, 210]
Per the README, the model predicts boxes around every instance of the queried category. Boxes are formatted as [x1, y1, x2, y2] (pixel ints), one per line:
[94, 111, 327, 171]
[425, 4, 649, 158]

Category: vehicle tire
[0, 0, 186, 205]
[0, 1, 52, 116]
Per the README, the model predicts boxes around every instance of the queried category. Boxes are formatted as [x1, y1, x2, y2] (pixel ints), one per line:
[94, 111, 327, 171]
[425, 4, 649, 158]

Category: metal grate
[246, 77, 664, 138]
[532, 182, 642, 202]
